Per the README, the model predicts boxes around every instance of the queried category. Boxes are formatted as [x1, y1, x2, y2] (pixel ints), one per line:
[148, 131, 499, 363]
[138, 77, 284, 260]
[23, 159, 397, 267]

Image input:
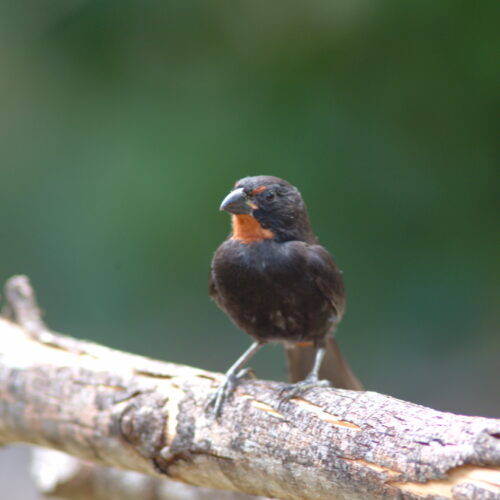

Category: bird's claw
[278, 377, 330, 407]
[206, 368, 254, 418]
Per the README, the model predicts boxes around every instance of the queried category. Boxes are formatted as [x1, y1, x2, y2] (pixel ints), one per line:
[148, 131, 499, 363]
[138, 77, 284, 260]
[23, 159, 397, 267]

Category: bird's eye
[264, 191, 275, 202]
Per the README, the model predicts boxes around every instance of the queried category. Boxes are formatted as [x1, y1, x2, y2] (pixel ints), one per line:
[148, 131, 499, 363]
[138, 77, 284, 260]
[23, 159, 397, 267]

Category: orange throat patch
[231, 214, 273, 244]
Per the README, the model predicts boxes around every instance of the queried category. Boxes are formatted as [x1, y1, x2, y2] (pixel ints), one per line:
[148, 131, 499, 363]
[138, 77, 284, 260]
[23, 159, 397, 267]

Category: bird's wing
[285, 243, 361, 389]
[306, 244, 346, 322]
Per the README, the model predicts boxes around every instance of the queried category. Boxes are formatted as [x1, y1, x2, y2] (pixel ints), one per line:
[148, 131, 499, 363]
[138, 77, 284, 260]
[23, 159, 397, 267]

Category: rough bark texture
[0, 276, 499, 500]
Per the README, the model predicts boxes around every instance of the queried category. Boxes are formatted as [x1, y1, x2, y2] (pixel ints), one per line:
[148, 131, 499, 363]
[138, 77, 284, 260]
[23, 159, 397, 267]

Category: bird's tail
[285, 336, 363, 390]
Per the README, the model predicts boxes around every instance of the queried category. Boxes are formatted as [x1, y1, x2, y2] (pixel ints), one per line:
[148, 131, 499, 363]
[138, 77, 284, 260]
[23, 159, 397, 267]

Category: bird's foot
[278, 377, 330, 407]
[206, 367, 255, 418]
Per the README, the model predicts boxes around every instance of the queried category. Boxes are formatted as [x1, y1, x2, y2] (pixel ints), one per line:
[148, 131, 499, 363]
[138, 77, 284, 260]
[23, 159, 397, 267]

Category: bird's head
[219, 175, 315, 243]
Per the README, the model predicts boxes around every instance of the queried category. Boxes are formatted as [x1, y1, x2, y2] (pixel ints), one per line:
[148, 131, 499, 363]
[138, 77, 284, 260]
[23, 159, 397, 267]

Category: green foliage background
[1, 1, 498, 419]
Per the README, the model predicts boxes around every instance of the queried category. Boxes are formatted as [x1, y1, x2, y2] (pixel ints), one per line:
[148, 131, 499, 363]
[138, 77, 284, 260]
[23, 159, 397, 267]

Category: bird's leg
[305, 345, 327, 383]
[279, 344, 330, 402]
[207, 341, 262, 418]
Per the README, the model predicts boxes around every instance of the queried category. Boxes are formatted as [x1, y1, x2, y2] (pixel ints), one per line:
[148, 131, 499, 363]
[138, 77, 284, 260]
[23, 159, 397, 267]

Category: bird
[208, 175, 362, 416]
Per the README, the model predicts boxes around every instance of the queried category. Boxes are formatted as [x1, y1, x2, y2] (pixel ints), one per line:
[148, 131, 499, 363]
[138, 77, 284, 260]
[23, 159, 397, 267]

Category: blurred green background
[1, 0, 499, 433]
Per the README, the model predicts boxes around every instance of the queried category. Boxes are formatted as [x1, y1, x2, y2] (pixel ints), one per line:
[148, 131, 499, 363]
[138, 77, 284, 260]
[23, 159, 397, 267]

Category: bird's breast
[211, 240, 332, 342]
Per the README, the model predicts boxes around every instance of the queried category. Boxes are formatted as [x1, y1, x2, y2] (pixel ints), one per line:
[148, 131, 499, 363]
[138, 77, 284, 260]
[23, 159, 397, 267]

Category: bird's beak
[219, 187, 254, 214]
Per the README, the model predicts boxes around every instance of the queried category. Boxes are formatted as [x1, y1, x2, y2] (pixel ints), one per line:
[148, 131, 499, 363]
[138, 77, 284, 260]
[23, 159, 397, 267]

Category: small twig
[2, 275, 87, 354]
[2, 275, 47, 333]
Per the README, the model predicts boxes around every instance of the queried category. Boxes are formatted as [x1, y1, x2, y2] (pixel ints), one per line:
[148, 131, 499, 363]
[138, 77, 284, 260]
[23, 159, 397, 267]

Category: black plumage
[210, 239, 344, 344]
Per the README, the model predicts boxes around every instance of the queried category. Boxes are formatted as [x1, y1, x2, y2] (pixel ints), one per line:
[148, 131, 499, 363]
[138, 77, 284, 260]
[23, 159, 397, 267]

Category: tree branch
[0, 276, 499, 500]
[31, 447, 265, 500]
